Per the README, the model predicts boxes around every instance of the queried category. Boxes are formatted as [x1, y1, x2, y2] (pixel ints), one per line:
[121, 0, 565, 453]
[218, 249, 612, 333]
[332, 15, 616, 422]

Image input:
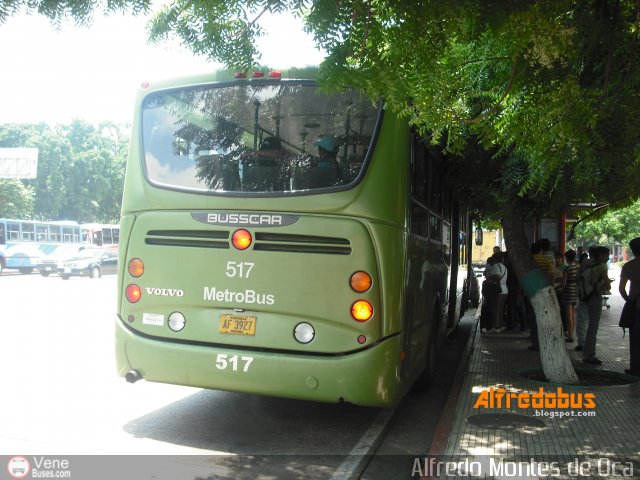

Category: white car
[36, 245, 87, 277]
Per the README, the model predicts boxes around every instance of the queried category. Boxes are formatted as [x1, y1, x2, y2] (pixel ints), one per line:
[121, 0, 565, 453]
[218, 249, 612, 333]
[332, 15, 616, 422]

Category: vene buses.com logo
[7, 456, 30, 479]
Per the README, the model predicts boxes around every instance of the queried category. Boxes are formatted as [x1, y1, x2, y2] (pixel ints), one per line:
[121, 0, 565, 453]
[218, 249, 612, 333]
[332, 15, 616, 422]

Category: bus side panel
[402, 235, 449, 384]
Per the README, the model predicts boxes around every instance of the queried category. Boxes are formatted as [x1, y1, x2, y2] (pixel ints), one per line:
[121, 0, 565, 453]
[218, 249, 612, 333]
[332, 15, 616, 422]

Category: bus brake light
[269, 71, 282, 79]
[351, 300, 373, 322]
[232, 229, 252, 250]
[126, 284, 142, 303]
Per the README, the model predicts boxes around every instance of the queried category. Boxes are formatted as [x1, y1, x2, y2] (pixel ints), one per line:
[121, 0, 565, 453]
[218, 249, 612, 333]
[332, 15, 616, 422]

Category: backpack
[577, 265, 597, 302]
[619, 297, 638, 337]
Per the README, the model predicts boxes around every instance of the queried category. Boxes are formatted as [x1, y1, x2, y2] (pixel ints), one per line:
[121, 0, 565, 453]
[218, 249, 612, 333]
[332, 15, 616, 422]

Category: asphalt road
[0, 272, 473, 479]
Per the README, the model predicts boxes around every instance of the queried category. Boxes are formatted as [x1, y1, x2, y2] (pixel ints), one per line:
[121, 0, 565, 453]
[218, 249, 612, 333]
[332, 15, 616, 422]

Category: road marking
[329, 407, 397, 480]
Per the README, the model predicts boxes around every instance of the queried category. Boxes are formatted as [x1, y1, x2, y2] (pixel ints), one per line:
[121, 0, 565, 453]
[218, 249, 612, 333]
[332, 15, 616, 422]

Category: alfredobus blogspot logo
[7, 457, 30, 479]
[474, 387, 596, 410]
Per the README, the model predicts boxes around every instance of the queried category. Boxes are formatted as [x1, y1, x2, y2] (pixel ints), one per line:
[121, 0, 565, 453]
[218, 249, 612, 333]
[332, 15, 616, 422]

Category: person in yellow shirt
[528, 239, 555, 350]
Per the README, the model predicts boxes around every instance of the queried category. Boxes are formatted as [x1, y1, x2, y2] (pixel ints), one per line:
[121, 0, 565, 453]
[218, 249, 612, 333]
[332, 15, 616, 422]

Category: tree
[146, 0, 640, 383]
[0, 121, 127, 223]
[0, 180, 34, 218]
[6, 0, 639, 382]
[0, 0, 150, 25]
[574, 201, 640, 250]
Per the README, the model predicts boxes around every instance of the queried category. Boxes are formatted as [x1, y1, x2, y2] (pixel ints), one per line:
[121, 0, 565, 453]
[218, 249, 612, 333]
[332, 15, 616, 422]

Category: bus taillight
[351, 300, 373, 322]
[350, 271, 372, 292]
[128, 258, 144, 277]
[126, 284, 142, 303]
[232, 229, 252, 250]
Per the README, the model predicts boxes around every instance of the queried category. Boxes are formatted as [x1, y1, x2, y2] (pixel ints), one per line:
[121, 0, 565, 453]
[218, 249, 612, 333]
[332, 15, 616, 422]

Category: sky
[0, 9, 325, 125]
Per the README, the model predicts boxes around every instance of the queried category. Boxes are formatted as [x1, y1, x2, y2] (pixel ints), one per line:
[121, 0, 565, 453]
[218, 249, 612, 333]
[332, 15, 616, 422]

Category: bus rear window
[141, 82, 379, 194]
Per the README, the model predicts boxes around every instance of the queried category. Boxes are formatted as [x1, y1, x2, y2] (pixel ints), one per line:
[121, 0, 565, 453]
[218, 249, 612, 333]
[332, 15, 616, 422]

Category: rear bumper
[115, 316, 401, 407]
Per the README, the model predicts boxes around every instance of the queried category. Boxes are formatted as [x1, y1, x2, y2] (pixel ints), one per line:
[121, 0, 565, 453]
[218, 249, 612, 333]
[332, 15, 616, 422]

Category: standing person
[480, 256, 496, 332]
[582, 246, 612, 365]
[504, 251, 523, 330]
[561, 250, 579, 343]
[488, 252, 508, 333]
[554, 251, 568, 337]
[527, 240, 555, 350]
[619, 237, 640, 375]
[575, 247, 596, 352]
[533, 239, 555, 283]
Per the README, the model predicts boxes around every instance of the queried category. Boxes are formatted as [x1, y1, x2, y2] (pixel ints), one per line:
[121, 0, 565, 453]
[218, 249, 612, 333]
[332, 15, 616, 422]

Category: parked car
[37, 245, 87, 277]
[58, 248, 118, 279]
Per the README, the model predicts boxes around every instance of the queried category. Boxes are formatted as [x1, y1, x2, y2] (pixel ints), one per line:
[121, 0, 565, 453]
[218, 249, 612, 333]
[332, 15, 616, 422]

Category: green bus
[116, 73, 473, 407]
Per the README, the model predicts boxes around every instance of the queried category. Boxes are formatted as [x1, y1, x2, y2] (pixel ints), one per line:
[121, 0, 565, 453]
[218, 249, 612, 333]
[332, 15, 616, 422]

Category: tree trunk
[501, 208, 579, 384]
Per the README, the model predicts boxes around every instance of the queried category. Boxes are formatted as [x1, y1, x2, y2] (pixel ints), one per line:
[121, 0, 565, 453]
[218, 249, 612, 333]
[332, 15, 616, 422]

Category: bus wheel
[19, 267, 33, 275]
[40, 272, 50, 277]
[0, 260, 4, 275]
[90, 267, 101, 279]
[413, 324, 438, 392]
[61, 275, 70, 280]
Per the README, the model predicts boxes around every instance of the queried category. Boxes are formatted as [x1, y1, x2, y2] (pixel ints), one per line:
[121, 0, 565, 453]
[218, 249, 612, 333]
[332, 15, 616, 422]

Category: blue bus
[0, 219, 82, 274]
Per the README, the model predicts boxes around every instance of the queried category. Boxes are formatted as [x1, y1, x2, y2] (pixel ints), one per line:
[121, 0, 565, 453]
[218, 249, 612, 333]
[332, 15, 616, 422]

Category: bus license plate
[219, 314, 256, 336]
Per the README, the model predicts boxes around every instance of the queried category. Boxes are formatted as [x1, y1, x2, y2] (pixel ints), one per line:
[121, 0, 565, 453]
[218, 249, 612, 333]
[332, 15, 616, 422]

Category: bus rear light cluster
[232, 229, 252, 250]
[350, 271, 372, 292]
[235, 71, 282, 80]
[350, 271, 373, 321]
[128, 258, 144, 277]
[126, 284, 142, 303]
[351, 300, 373, 322]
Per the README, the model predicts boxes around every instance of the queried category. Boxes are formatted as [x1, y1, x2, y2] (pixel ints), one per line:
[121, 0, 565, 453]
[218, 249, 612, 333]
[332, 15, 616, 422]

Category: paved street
[0, 272, 474, 479]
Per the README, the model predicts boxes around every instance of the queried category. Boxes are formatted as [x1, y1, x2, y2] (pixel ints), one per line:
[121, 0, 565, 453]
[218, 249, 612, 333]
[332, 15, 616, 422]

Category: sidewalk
[429, 267, 640, 479]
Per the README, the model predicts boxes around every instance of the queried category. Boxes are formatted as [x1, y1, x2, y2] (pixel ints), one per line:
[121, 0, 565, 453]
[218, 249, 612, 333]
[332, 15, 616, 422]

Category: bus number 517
[215, 354, 254, 372]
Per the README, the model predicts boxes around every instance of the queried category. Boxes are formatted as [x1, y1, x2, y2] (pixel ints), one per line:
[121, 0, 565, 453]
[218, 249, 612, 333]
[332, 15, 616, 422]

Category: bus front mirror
[475, 227, 483, 246]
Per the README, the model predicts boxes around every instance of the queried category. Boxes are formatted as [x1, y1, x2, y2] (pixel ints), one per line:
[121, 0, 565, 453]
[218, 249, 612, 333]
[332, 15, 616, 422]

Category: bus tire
[61, 274, 70, 280]
[90, 266, 101, 279]
[19, 267, 33, 275]
[0, 259, 4, 275]
[40, 272, 50, 277]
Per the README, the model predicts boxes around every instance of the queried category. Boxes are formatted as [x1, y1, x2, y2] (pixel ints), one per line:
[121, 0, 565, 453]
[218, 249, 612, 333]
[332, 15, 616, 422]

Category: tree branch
[462, 56, 518, 125]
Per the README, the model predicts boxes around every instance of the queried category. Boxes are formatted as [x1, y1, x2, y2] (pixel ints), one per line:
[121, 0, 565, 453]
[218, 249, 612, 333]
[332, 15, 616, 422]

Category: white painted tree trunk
[529, 286, 579, 384]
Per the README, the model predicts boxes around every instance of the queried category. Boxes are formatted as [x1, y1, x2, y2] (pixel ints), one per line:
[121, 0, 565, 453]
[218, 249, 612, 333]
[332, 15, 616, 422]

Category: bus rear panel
[116, 77, 418, 406]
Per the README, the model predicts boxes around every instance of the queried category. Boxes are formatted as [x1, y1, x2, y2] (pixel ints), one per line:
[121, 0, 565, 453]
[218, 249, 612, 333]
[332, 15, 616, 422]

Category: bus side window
[410, 135, 429, 237]
[103, 228, 113, 245]
[93, 231, 103, 246]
